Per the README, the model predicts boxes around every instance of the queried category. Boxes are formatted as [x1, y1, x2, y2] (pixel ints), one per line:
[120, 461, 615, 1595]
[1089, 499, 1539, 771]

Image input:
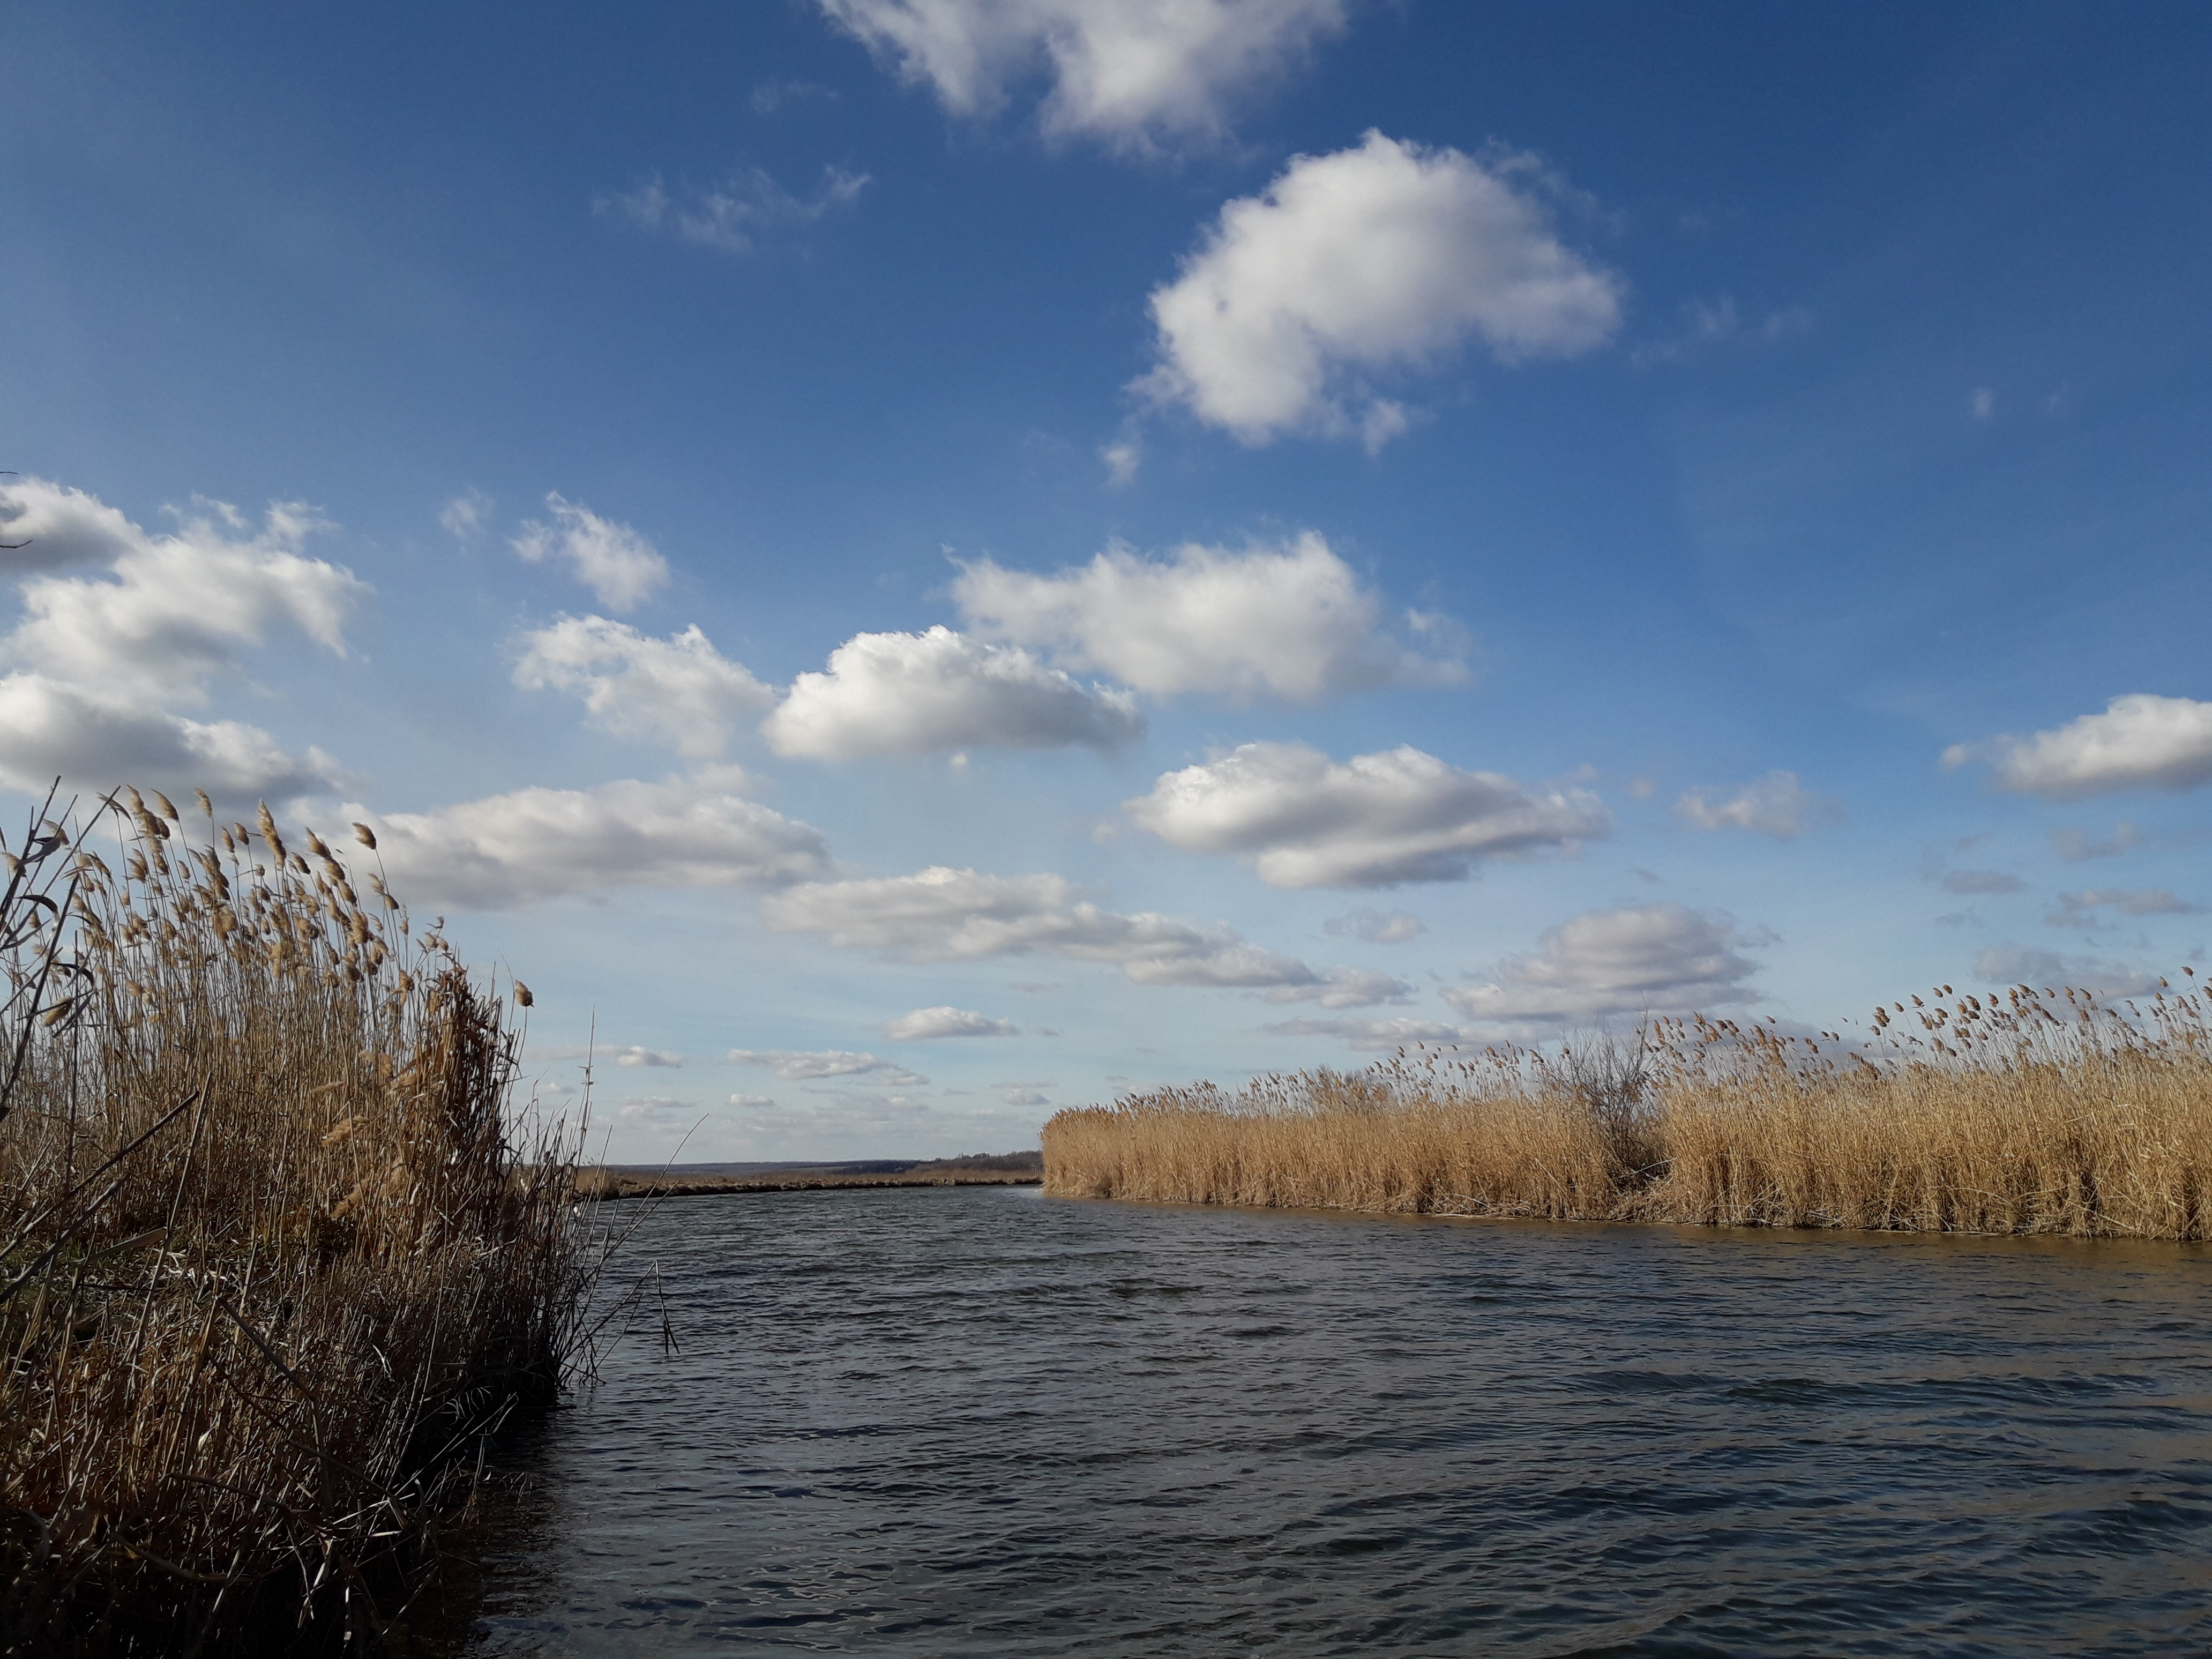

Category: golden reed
[0, 788, 594, 1655]
[1044, 981, 2212, 1239]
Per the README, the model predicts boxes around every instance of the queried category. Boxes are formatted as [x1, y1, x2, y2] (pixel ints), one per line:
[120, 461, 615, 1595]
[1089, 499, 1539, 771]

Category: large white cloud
[763, 863, 1336, 989]
[0, 481, 364, 706]
[1946, 694, 2212, 799]
[352, 769, 831, 910]
[1126, 741, 1606, 888]
[763, 625, 1144, 758]
[0, 672, 339, 803]
[511, 493, 669, 612]
[818, 0, 1347, 154]
[1136, 131, 1623, 446]
[1444, 904, 1767, 1033]
[1675, 771, 1843, 839]
[953, 533, 1462, 703]
[513, 616, 774, 758]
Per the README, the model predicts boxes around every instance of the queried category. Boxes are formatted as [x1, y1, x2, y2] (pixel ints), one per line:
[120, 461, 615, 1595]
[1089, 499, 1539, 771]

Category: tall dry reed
[1044, 980, 2212, 1240]
[0, 787, 595, 1656]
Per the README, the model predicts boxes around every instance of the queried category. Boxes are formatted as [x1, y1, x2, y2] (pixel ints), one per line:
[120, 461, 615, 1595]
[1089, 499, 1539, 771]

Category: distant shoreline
[578, 1153, 1042, 1201]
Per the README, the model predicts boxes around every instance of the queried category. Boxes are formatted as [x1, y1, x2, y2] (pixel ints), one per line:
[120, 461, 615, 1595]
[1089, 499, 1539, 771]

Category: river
[439, 1184, 2212, 1655]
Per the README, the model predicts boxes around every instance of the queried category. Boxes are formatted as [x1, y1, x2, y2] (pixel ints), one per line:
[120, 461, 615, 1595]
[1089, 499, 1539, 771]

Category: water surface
[453, 1186, 2212, 1655]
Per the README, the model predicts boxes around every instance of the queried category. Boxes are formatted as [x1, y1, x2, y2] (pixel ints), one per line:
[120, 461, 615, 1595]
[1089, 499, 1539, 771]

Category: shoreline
[585, 1170, 1043, 1200]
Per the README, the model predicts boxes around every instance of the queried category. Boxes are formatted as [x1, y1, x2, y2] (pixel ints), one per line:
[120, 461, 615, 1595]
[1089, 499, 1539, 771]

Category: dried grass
[1044, 979, 2212, 1240]
[0, 787, 595, 1655]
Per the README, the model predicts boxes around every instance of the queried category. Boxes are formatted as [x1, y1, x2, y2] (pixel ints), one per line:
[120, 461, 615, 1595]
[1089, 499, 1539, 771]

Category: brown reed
[1043, 978, 2212, 1240]
[0, 786, 595, 1655]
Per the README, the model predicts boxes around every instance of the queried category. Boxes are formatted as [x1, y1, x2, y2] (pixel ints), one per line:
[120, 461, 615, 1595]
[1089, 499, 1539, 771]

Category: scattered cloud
[511, 493, 669, 612]
[1126, 741, 1605, 888]
[762, 625, 1144, 758]
[514, 616, 774, 757]
[1258, 967, 1413, 1008]
[1325, 906, 1425, 944]
[594, 165, 868, 253]
[751, 78, 839, 115]
[999, 1087, 1050, 1107]
[615, 1095, 700, 1122]
[1262, 1015, 1463, 1050]
[2045, 888, 2204, 929]
[818, 0, 1348, 154]
[350, 768, 831, 909]
[1939, 869, 2027, 895]
[728, 1093, 779, 1109]
[1971, 943, 2164, 999]
[1945, 695, 2212, 799]
[1099, 437, 1141, 486]
[439, 489, 495, 541]
[1971, 387, 1995, 421]
[763, 863, 1330, 989]
[1674, 771, 1842, 839]
[1443, 903, 1768, 1033]
[611, 1046, 685, 1068]
[954, 533, 1464, 702]
[1631, 296, 1810, 367]
[884, 1005, 1020, 1040]
[728, 1048, 928, 1085]
[1134, 131, 1621, 446]
[2051, 821, 2143, 862]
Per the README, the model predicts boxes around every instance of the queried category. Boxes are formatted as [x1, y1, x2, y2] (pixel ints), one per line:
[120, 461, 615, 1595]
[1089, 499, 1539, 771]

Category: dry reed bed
[1044, 984, 2212, 1239]
[1, 788, 593, 1655]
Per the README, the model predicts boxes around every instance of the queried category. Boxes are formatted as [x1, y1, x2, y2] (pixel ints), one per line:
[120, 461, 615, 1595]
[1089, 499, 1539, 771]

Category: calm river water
[445, 1185, 2212, 1656]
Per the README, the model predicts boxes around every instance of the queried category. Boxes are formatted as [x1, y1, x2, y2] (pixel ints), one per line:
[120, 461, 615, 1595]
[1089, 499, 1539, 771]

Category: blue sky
[6, 1, 2210, 1161]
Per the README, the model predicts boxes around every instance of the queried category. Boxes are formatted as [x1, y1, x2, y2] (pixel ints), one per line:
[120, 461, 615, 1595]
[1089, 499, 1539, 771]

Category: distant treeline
[1044, 980, 2212, 1240]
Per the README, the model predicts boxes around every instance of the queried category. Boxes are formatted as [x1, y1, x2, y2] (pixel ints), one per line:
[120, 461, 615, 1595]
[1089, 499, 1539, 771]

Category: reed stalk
[0, 786, 596, 1655]
[1044, 980, 2212, 1240]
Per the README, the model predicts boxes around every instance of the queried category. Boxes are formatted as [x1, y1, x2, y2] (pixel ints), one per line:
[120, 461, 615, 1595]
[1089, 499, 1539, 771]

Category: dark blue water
[453, 1186, 2212, 1656]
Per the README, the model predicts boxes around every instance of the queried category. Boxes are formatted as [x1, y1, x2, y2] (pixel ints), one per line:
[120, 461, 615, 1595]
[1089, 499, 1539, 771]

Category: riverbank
[1043, 979, 2212, 1240]
[579, 1153, 1042, 1200]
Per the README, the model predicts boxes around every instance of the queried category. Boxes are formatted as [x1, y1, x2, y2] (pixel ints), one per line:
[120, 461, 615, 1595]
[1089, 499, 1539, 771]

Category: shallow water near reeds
[440, 1186, 2212, 1656]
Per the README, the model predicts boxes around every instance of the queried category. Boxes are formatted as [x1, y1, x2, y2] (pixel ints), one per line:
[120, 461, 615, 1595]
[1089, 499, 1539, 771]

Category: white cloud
[514, 616, 775, 758]
[440, 489, 494, 541]
[1945, 695, 2212, 799]
[351, 769, 831, 910]
[953, 533, 1463, 702]
[1258, 967, 1411, 1008]
[1630, 296, 1810, 368]
[763, 863, 1327, 989]
[1126, 741, 1606, 888]
[884, 1005, 1021, 1039]
[2045, 888, 2205, 928]
[1674, 771, 1843, 839]
[762, 625, 1144, 758]
[1325, 906, 1425, 944]
[0, 672, 339, 803]
[611, 1046, 686, 1068]
[0, 480, 364, 705]
[818, 0, 1347, 154]
[1136, 131, 1622, 446]
[728, 1048, 928, 1086]
[1972, 944, 2163, 999]
[1443, 903, 1767, 1033]
[595, 165, 869, 253]
[728, 1093, 779, 1109]
[1262, 1015, 1464, 1050]
[511, 494, 669, 612]
[1099, 437, 1141, 485]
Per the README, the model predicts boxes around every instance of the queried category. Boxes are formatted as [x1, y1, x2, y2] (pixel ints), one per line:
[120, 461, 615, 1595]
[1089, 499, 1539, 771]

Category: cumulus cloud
[953, 533, 1463, 703]
[1258, 967, 1412, 1008]
[1443, 904, 1767, 1033]
[0, 673, 340, 803]
[595, 165, 869, 253]
[763, 863, 1328, 989]
[1972, 944, 2163, 1000]
[512, 494, 669, 612]
[1946, 695, 2212, 799]
[611, 1046, 685, 1068]
[883, 1005, 1021, 1040]
[514, 616, 774, 757]
[351, 769, 831, 910]
[1127, 741, 1605, 888]
[1674, 771, 1843, 839]
[1136, 131, 1622, 446]
[818, 0, 1347, 154]
[728, 1048, 928, 1086]
[1325, 907, 1425, 944]
[763, 625, 1144, 758]
[2045, 888, 2205, 929]
[1262, 1015, 1463, 1050]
